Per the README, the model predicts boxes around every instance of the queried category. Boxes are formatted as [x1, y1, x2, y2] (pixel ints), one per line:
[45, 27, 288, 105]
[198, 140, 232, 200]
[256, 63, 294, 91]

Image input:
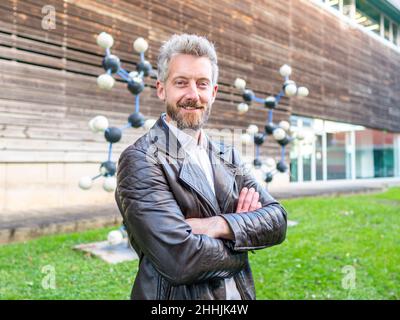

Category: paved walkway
[1, 177, 399, 244]
[268, 177, 400, 198]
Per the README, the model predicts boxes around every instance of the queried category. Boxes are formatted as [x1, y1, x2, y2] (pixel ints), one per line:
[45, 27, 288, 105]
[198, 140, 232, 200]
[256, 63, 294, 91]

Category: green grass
[1, 187, 399, 300]
[0, 227, 138, 299]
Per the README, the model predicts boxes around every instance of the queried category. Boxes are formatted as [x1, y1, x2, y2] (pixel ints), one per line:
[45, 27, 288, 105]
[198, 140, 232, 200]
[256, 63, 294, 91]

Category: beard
[166, 99, 212, 131]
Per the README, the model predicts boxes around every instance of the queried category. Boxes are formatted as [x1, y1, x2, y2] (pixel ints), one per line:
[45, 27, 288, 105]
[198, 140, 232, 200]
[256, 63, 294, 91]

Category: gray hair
[157, 34, 219, 85]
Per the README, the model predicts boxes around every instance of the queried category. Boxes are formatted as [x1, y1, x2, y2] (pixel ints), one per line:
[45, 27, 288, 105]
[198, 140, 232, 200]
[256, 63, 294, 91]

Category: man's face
[156, 54, 218, 131]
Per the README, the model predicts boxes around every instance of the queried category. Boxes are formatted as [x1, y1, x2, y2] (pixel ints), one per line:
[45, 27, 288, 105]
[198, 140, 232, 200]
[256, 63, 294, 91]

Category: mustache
[177, 100, 204, 109]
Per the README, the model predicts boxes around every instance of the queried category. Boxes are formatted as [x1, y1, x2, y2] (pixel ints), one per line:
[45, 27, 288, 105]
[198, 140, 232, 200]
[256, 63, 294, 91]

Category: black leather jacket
[115, 114, 287, 300]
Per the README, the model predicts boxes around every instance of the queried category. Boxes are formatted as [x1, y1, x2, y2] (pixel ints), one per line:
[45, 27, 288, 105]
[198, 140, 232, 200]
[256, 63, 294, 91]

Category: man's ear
[211, 84, 218, 104]
[156, 80, 165, 100]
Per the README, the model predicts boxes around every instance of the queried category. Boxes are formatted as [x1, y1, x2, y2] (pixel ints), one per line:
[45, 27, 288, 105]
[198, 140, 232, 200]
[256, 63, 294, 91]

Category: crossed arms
[116, 145, 287, 285]
[186, 187, 263, 240]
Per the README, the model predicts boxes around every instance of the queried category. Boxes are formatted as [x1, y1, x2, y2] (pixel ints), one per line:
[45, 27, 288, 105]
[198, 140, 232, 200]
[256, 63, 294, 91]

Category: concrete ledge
[0, 217, 122, 245]
[1, 177, 399, 245]
[0, 204, 122, 245]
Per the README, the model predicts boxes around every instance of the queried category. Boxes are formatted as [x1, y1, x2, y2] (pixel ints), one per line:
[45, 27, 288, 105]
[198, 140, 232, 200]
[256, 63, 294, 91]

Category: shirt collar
[162, 114, 208, 152]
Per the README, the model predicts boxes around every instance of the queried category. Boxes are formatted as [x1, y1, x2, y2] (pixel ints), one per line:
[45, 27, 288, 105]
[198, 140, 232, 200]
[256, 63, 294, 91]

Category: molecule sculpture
[78, 32, 156, 192]
[234, 64, 309, 184]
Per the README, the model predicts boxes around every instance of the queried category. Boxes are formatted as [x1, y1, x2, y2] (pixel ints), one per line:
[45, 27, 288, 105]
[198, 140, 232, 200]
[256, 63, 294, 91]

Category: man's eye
[198, 82, 209, 88]
[175, 81, 186, 86]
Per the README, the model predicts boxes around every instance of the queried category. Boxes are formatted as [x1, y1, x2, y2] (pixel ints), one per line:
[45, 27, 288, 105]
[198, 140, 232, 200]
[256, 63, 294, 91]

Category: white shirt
[165, 118, 241, 300]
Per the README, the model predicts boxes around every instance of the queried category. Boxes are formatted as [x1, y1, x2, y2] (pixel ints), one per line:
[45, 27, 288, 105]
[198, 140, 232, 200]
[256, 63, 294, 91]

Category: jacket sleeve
[115, 145, 247, 286]
[220, 147, 288, 252]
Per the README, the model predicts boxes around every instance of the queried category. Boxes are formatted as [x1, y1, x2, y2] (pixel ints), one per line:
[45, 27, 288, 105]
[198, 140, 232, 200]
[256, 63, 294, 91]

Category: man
[115, 34, 287, 300]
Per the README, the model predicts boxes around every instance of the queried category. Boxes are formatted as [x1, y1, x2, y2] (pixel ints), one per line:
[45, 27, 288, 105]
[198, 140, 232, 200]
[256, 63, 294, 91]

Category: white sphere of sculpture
[78, 176, 93, 190]
[133, 37, 149, 53]
[266, 157, 276, 169]
[279, 120, 291, 131]
[103, 176, 117, 192]
[246, 124, 259, 135]
[96, 32, 114, 49]
[285, 83, 297, 97]
[237, 102, 249, 114]
[97, 73, 115, 90]
[279, 64, 292, 77]
[297, 86, 309, 97]
[89, 115, 109, 133]
[234, 78, 246, 90]
[240, 133, 253, 145]
[273, 127, 286, 141]
[107, 230, 123, 245]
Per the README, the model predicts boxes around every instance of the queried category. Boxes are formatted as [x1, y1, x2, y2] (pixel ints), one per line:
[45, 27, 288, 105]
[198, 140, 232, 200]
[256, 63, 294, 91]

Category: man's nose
[184, 81, 200, 101]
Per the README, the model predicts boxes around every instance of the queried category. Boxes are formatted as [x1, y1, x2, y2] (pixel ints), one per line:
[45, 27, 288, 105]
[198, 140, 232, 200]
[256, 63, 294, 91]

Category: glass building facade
[289, 115, 400, 182]
[315, 0, 400, 48]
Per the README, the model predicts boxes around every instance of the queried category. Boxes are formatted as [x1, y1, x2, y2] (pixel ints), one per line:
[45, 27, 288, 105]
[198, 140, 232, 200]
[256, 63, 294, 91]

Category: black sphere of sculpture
[242, 89, 254, 102]
[264, 122, 276, 135]
[264, 97, 277, 109]
[265, 172, 273, 183]
[276, 160, 288, 173]
[105, 127, 122, 143]
[128, 112, 145, 128]
[253, 158, 262, 168]
[102, 54, 120, 74]
[100, 161, 116, 177]
[254, 133, 265, 146]
[137, 60, 152, 77]
[277, 136, 291, 147]
[127, 79, 145, 95]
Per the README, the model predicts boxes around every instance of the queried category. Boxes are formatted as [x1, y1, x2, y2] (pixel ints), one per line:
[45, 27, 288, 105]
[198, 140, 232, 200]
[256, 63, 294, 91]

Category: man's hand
[185, 216, 229, 239]
[186, 187, 262, 240]
[236, 187, 261, 213]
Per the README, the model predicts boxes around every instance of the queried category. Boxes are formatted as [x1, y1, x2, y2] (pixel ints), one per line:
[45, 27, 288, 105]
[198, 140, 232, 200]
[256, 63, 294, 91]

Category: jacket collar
[164, 117, 208, 152]
[149, 113, 239, 216]
[148, 113, 229, 160]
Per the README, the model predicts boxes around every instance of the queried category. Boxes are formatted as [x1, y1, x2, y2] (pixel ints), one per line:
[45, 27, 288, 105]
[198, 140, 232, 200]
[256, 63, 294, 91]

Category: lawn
[0, 187, 399, 300]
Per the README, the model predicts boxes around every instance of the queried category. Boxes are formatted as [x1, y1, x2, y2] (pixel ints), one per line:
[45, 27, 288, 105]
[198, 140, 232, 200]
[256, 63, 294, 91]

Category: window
[289, 115, 400, 183]
[393, 23, 399, 45]
[290, 143, 299, 182]
[355, 129, 395, 178]
[315, 135, 324, 180]
[326, 130, 349, 180]
[384, 16, 391, 40]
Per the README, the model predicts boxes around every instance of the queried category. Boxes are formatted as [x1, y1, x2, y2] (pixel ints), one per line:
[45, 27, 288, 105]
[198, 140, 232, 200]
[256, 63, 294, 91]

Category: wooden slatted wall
[0, 0, 399, 164]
